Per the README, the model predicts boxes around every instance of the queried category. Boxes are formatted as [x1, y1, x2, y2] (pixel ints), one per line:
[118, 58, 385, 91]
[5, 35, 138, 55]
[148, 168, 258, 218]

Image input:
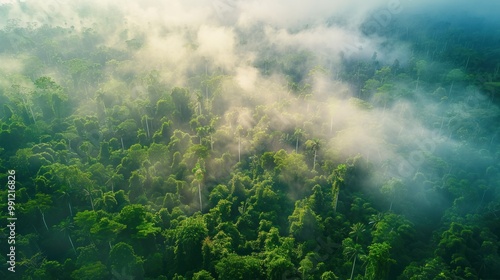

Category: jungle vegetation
[0, 1, 499, 279]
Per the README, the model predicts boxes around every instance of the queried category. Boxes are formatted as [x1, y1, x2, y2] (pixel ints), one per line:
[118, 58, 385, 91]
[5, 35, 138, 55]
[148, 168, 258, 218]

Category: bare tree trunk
[198, 182, 203, 211]
[68, 202, 73, 217]
[313, 149, 317, 170]
[40, 210, 49, 231]
[68, 234, 76, 254]
[89, 194, 95, 211]
[350, 255, 357, 280]
[333, 186, 339, 213]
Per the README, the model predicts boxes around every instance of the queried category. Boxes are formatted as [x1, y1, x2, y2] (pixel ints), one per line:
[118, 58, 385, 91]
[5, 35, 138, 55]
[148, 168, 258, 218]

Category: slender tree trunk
[40, 211, 49, 231]
[68, 234, 76, 254]
[198, 182, 203, 211]
[121, 137, 124, 151]
[68, 202, 73, 217]
[476, 189, 487, 212]
[89, 194, 95, 211]
[333, 186, 339, 213]
[313, 149, 317, 170]
[350, 255, 357, 280]
[145, 116, 150, 138]
[296, 137, 299, 153]
[27, 105, 35, 124]
[238, 135, 241, 162]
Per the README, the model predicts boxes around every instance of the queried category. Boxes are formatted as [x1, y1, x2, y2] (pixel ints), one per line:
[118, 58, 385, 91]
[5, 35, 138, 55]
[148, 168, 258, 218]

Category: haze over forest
[0, 0, 499, 279]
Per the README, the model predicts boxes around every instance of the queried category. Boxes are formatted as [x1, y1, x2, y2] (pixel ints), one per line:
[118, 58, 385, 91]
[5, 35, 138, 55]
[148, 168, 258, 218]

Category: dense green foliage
[0, 2, 499, 280]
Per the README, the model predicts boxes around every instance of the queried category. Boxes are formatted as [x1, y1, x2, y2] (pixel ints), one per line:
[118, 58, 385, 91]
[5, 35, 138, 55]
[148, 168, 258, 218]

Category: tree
[82, 183, 98, 212]
[435, 222, 483, 278]
[193, 270, 215, 280]
[400, 257, 453, 279]
[289, 201, 322, 242]
[192, 160, 206, 212]
[349, 223, 366, 243]
[32, 260, 64, 280]
[152, 121, 172, 144]
[364, 242, 395, 280]
[215, 254, 263, 280]
[321, 271, 339, 280]
[342, 238, 364, 280]
[331, 164, 347, 213]
[33, 76, 68, 119]
[266, 256, 294, 280]
[371, 213, 414, 248]
[309, 184, 325, 214]
[175, 216, 208, 274]
[90, 217, 126, 248]
[380, 178, 406, 211]
[19, 193, 53, 231]
[293, 128, 305, 153]
[54, 218, 77, 254]
[93, 191, 118, 212]
[116, 119, 138, 149]
[446, 68, 466, 94]
[171, 87, 193, 122]
[305, 138, 321, 171]
[109, 242, 144, 280]
[74, 210, 99, 243]
[298, 256, 314, 280]
[202, 230, 234, 271]
[71, 262, 109, 280]
[117, 204, 160, 240]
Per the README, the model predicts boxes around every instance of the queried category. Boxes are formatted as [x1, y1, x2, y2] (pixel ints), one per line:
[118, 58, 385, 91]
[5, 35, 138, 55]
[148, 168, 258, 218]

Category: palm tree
[192, 161, 205, 212]
[55, 218, 77, 254]
[105, 172, 124, 193]
[57, 186, 74, 217]
[332, 164, 347, 213]
[343, 238, 364, 280]
[369, 213, 384, 230]
[349, 223, 366, 243]
[18, 252, 45, 274]
[305, 138, 321, 171]
[83, 184, 99, 211]
[94, 191, 118, 211]
[381, 179, 405, 211]
[293, 128, 305, 153]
